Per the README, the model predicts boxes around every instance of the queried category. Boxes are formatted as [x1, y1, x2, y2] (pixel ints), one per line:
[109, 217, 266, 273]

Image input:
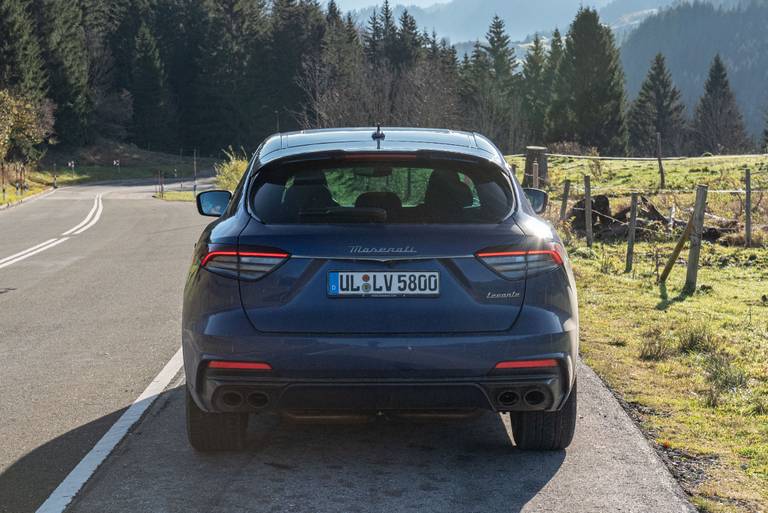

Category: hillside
[349, 0, 750, 42]
[351, 0, 615, 41]
[621, 1, 768, 138]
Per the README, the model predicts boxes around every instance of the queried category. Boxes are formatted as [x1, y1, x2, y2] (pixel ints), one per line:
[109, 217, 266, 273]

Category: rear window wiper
[298, 207, 388, 223]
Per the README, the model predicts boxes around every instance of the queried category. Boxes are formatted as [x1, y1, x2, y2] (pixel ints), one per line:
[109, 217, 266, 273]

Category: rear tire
[186, 388, 248, 451]
[510, 380, 577, 451]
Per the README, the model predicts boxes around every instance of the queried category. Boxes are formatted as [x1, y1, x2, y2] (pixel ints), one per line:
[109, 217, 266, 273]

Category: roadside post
[532, 161, 540, 188]
[559, 179, 570, 222]
[656, 132, 665, 189]
[745, 169, 752, 247]
[53, 162, 57, 188]
[683, 185, 708, 294]
[193, 148, 198, 196]
[625, 192, 638, 273]
[584, 174, 593, 247]
[524, 146, 548, 187]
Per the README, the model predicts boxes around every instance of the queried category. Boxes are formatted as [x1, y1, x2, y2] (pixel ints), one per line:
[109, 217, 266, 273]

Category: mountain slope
[352, 0, 614, 41]
[621, 1, 768, 138]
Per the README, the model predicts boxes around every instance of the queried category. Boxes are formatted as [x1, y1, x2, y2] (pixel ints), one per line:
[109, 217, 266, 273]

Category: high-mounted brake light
[208, 360, 272, 371]
[340, 153, 418, 161]
[476, 244, 565, 280]
[495, 359, 559, 369]
[201, 250, 289, 280]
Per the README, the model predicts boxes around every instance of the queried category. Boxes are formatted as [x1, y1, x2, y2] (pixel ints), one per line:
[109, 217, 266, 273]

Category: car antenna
[372, 124, 385, 149]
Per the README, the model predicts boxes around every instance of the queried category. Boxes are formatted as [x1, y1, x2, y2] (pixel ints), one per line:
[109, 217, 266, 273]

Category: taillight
[494, 359, 559, 369]
[201, 249, 289, 280]
[476, 243, 565, 280]
[208, 360, 272, 371]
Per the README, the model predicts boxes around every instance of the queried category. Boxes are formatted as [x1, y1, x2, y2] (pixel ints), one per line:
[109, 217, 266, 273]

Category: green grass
[508, 154, 768, 239]
[506, 154, 768, 192]
[2, 141, 217, 208]
[155, 190, 195, 202]
[571, 239, 768, 512]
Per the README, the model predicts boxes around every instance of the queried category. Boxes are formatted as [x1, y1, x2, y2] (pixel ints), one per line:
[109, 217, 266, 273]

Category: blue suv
[183, 128, 578, 451]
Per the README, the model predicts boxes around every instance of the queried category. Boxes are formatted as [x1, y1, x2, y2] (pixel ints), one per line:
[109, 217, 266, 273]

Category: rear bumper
[183, 303, 578, 414]
[192, 354, 572, 414]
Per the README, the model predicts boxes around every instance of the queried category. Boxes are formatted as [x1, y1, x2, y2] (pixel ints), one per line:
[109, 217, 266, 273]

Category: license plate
[327, 271, 440, 297]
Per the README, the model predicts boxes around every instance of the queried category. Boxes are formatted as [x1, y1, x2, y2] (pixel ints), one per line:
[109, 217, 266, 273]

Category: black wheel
[510, 380, 577, 451]
[186, 388, 248, 451]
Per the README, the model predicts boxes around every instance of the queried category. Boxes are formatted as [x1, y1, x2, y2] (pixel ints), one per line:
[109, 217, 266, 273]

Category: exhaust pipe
[497, 390, 520, 407]
[523, 389, 546, 407]
[220, 390, 244, 408]
[247, 392, 269, 409]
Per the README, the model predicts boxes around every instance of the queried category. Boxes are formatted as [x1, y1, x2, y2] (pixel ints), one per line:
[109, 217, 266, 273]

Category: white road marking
[0, 193, 107, 270]
[0, 238, 58, 266]
[0, 238, 69, 270]
[72, 194, 104, 235]
[36, 347, 184, 513]
[62, 194, 101, 235]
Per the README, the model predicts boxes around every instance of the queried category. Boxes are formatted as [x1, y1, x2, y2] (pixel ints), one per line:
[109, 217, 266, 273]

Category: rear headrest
[355, 192, 402, 212]
[293, 171, 328, 187]
[424, 170, 473, 209]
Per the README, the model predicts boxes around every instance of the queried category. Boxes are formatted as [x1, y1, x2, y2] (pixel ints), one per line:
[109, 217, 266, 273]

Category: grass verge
[155, 191, 195, 202]
[2, 141, 217, 208]
[571, 239, 768, 512]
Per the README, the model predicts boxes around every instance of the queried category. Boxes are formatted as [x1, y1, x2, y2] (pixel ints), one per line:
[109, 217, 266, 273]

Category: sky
[333, 0, 444, 10]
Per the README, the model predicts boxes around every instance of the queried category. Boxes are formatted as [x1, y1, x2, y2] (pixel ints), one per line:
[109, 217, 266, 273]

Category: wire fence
[510, 153, 768, 252]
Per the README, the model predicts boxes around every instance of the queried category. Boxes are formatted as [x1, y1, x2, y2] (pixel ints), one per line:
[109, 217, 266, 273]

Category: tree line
[1, 0, 766, 167]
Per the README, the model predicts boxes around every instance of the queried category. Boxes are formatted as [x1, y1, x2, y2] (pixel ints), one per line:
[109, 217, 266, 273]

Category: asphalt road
[0, 182, 695, 513]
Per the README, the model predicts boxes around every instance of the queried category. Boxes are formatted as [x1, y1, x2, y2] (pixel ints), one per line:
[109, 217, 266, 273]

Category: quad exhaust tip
[247, 392, 269, 409]
[497, 390, 520, 407]
[221, 391, 244, 408]
[524, 389, 546, 407]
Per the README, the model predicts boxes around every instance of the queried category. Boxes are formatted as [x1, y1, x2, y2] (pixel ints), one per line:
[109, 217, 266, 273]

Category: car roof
[255, 127, 507, 167]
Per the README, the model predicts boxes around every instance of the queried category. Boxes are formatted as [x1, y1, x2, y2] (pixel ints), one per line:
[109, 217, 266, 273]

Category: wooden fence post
[625, 192, 638, 273]
[559, 179, 571, 221]
[656, 132, 666, 189]
[524, 146, 547, 186]
[584, 175, 593, 247]
[683, 185, 708, 294]
[745, 169, 752, 247]
[659, 217, 694, 284]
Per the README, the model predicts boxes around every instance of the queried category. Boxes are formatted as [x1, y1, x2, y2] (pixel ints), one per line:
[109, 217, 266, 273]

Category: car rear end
[183, 130, 578, 451]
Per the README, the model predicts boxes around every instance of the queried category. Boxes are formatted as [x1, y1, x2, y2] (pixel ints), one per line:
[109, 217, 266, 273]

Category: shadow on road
[9, 386, 566, 513]
[0, 407, 127, 513]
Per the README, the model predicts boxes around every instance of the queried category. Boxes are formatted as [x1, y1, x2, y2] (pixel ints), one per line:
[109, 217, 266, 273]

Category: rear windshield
[248, 157, 514, 224]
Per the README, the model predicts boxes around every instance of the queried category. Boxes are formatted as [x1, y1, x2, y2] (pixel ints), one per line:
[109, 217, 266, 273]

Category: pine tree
[363, 8, 382, 67]
[269, 0, 325, 134]
[483, 15, 516, 79]
[543, 28, 562, 94]
[548, 8, 627, 155]
[395, 9, 421, 68]
[692, 54, 751, 154]
[627, 53, 685, 156]
[379, 0, 398, 65]
[326, 0, 341, 26]
[344, 13, 358, 45]
[459, 16, 523, 152]
[0, 0, 48, 102]
[130, 22, 175, 149]
[34, 0, 90, 145]
[522, 35, 547, 144]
